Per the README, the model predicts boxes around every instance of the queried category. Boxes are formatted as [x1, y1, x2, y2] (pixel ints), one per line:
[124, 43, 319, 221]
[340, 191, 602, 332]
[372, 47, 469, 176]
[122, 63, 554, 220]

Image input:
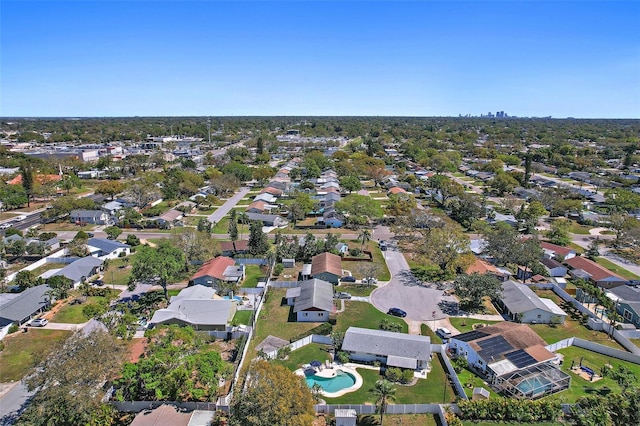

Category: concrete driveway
[370, 239, 457, 322]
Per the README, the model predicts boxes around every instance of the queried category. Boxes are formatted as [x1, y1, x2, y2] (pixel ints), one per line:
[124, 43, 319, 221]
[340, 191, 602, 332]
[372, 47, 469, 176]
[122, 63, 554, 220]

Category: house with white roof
[87, 238, 130, 259]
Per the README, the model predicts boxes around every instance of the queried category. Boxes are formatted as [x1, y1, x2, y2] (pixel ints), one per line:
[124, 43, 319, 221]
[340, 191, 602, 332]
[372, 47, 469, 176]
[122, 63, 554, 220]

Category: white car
[31, 318, 48, 327]
[14, 215, 27, 222]
[436, 327, 452, 339]
[0, 223, 12, 230]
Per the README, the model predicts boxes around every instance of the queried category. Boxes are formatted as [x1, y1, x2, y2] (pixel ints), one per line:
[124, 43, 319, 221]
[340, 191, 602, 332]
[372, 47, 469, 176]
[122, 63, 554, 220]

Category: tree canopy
[128, 240, 185, 300]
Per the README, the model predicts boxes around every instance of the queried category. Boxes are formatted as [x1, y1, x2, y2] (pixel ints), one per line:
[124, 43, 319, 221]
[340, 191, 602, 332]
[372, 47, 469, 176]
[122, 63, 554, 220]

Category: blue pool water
[516, 376, 552, 395]
[223, 296, 243, 302]
[305, 370, 356, 393]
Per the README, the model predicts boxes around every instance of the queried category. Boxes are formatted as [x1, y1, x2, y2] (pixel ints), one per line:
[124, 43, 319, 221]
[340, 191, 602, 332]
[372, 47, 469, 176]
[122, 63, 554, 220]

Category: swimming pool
[305, 370, 356, 393]
[516, 376, 552, 395]
[223, 295, 243, 302]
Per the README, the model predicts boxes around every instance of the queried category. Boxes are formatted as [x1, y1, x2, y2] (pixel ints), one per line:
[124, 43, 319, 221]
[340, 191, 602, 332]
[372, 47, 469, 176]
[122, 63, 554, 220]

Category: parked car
[87, 232, 95, 238]
[0, 223, 12, 230]
[379, 240, 387, 251]
[92, 279, 104, 286]
[30, 318, 48, 327]
[340, 276, 356, 283]
[387, 308, 407, 318]
[436, 327, 452, 339]
[335, 292, 352, 299]
[362, 277, 378, 285]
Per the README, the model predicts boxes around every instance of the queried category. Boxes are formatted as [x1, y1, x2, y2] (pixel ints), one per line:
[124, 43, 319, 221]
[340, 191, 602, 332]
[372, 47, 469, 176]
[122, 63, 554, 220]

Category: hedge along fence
[457, 398, 563, 423]
[341, 250, 373, 262]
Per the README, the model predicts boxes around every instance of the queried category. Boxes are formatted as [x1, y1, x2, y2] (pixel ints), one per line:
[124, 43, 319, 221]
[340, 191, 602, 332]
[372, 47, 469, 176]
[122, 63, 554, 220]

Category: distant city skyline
[2, 1, 639, 118]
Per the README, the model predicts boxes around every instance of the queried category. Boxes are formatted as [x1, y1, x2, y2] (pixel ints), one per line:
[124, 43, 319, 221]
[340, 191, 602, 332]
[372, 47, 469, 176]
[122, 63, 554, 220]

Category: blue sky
[2, 1, 639, 118]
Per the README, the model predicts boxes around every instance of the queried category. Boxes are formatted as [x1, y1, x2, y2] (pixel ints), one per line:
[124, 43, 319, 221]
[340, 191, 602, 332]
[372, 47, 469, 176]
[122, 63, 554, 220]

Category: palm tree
[370, 379, 396, 424]
[310, 383, 323, 403]
[358, 228, 372, 251]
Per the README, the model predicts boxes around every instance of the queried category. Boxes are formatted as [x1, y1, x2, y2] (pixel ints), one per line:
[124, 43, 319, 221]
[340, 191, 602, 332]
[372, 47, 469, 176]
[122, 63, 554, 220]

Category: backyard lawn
[29, 262, 65, 277]
[341, 242, 391, 281]
[232, 310, 253, 326]
[324, 353, 455, 404]
[335, 301, 408, 334]
[242, 264, 265, 288]
[103, 256, 136, 286]
[0, 329, 72, 382]
[272, 342, 331, 371]
[462, 422, 565, 426]
[448, 317, 502, 334]
[51, 291, 119, 323]
[548, 345, 640, 403]
[593, 257, 640, 280]
[362, 414, 439, 426]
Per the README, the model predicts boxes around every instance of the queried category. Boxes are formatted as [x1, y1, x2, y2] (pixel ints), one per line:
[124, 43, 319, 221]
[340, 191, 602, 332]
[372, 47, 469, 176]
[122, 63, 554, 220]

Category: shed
[334, 409, 357, 426]
[472, 387, 491, 401]
[282, 258, 295, 268]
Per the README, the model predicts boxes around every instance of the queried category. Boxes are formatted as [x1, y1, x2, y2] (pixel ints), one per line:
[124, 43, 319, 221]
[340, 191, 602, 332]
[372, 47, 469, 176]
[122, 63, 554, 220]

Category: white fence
[263, 334, 333, 359]
[546, 337, 640, 364]
[315, 403, 443, 415]
[269, 280, 300, 288]
[5, 248, 69, 282]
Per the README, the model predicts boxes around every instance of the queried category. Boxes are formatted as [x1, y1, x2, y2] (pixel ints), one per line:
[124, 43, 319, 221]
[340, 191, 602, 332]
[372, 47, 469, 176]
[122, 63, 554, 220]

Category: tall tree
[19, 330, 125, 426]
[128, 240, 185, 300]
[173, 228, 220, 269]
[228, 209, 239, 251]
[358, 228, 372, 251]
[248, 221, 270, 255]
[20, 163, 35, 207]
[453, 273, 502, 313]
[370, 379, 397, 425]
[231, 360, 315, 426]
[523, 153, 532, 188]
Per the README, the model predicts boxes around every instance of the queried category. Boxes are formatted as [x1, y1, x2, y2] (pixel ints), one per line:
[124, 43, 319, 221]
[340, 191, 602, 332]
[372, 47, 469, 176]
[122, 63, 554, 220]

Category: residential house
[449, 322, 570, 398]
[189, 256, 237, 287]
[335, 243, 349, 255]
[606, 286, 640, 328]
[388, 186, 407, 196]
[246, 212, 288, 227]
[102, 201, 124, 215]
[87, 238, 130, 259]
[341, 327, 432, 371]
[498, 280, 567, 324]
[222, 264, 245, 284]
[70, 209, 111, 225]
[540, 258, 567, 278]
[254, 193, 277, 204]
[489, 212, 518, 227]
[285, 279, 334, 322]
[322, 210, 344, 228]
[261, 186, 283, 197]
[246, 201, 268, 214]
[565, 256, 628, 288]
[157, 209, 183, 228]
[0, 285, 51, 329]
[220, 240, 249, 256]
[149, 286, 236, 331]
[310, 252, 342, 284]
[52, 256, 104, 287]
[540, 242, 576, 262]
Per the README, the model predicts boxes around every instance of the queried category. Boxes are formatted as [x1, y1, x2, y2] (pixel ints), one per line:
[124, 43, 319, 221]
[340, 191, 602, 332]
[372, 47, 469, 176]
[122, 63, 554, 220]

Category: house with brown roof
[466, 257, 506, 280]
[190, 256, 237, 287]
[310, 252, 342, 284]
[449, 322, 571, 399]
[261, 186, 283, 196]
[565, 256, 628, 288]
[387, 186, 407, 195]
[245, 200, 268, 214]
[540, 242, 576, 261]
[220, 240, 249, 256]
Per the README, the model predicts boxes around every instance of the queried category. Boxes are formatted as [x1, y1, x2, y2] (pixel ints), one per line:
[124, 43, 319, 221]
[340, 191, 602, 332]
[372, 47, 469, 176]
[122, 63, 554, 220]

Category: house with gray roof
[285, 279, 334, 322]
[498, 280, 566, 324]
[0, 285, 51, 328]
[149, 287, 236, 331]
[246, 212, 288, 227]
[52, 256, 104, 287]
[341, 326, 432, 371]
[87, 238, 130, 259]
[70, 209, 111, 225]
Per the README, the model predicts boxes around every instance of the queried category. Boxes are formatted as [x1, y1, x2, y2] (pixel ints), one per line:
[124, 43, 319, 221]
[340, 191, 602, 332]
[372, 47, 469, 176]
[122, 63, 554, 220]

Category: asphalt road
[369, 238, 458, 322]
[207, 187, 250, 224]
[0, 381, 32, 426]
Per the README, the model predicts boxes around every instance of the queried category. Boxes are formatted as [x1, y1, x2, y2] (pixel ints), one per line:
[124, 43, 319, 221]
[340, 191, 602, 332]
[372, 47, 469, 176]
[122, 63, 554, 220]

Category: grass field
[420, 323, 442, 343]
[593, 257, 640, 280]
[335, 301, 408, 334]
[0, 329, 72, 382]
[29, 262, 65, 277]
[51, 292, 118, 323]
[232, 310, 253, 326]
[103, 256, 135, 286]
[212, 217, 231, 234]
[462, 422, 565, 426]
[358, 414, 439, 426]
[448, 317, 502, 334]
[272, 342, 331, 371]
[565, 221, 592, 235]
[334, 283, 376, 296]
[243, 264, 265, 288]
[341, 242, 391, 281]
[549, 345, 640, 403]
[41, 222, 95, 232]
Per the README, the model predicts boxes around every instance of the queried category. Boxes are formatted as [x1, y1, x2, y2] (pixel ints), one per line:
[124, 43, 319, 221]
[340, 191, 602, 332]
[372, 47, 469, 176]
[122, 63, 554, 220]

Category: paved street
[370, 238, 457, 322]
[0, 381, 32, 426]
[207, 187, 250, 224]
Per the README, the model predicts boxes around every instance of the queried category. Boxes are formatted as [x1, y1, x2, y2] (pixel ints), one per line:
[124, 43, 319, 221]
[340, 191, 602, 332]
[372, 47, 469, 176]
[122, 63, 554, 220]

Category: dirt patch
[127, 338, 148, 363]
[42, 296, 73, 320]
[210, 340, 237, 362]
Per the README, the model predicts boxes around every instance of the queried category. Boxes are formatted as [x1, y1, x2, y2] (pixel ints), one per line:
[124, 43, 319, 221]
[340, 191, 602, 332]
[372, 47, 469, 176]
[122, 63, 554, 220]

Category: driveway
[370, 239, 457, 322]
[207, 187, 250, 224]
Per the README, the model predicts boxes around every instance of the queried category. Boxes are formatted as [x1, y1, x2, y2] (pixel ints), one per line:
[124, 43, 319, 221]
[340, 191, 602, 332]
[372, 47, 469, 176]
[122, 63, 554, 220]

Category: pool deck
[295, 364, 363, 398]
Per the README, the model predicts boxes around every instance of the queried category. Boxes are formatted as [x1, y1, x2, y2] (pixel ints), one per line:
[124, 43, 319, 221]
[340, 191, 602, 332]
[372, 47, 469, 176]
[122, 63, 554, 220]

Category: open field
[0, 329, 72, 382]
[41, 222, 95, 232]
[103, 256, 136, 286]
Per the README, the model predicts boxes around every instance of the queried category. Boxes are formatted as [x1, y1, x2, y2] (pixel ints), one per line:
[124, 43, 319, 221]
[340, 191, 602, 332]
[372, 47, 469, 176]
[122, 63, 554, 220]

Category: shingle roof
[540, 258, 564, 270]
[500, 280, 563, 315]
[565, 256, 626, 282]
[150, 299, 234, 327]
[159, 209, 183, 221]
[342, 327, 431, 361]
[311, 252, 342, 277]
[456, 322, 548, 351]
[246, 201, 266, 212]
[293, 279, 334, 313]
[0, 285, 51, 326]
[540, 242, 575, 258]
[466, 258, 498, 275]
[220, 240, 249, 252]
[87, 238, 129, 253]
[53, 256, 103, 283]
[191, 257, 236, 281]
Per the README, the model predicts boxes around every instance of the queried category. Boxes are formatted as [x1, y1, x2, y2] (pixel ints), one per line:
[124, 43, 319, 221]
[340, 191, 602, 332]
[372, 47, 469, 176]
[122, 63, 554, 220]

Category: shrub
[273, 263, 284, 276]
[336, 351, 350, 364]
[385, 367, 402, 382]
[401, 369, 414, 384]
[452, 356, 468, 373]
[8, 323, 20, 334]
[126, 234, 140, 246]
[0, 340, 4, 352]
[118, 251, 126, 258]
[82, 303, 106, 319]
[277, 346, 291, 360]
[348, 248, 362, 257]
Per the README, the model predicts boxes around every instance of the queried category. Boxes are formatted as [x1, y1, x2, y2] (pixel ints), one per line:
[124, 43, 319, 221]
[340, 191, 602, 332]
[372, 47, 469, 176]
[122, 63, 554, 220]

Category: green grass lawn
[272, 342, 332, 371]
[456, 368, 501, 399]
[420, 323, 442, 343]
[167, 289, 181, 297]
[29, 262, 65, 277]
[364, 414, 439, 426]
[548, 345, 640, 403]
[565, 221, 592, 235]
[212, 217, 231, 234]
[324, 353, 455, 404]
[334, 284, 376, 296]
[242, 264, 265, 288]
[462, 422, 565, 426]
[335, 301, 408, 334]
[593, 257, 640, 280]
[528, 321, 624, 350]
[103, 256, 135, 286]
[341, 242, 391, 281]
[448, 318, 502, 334]
[52, 292, 118, 323]
[232, 310, 253, 326]
[0, 329, 72, 382]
